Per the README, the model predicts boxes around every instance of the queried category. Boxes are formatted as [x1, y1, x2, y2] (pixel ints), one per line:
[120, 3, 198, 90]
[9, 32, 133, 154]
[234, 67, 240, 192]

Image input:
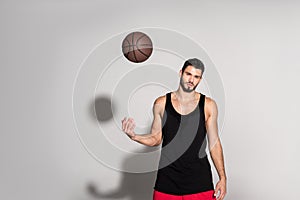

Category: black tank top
[154, 92, 214, 195]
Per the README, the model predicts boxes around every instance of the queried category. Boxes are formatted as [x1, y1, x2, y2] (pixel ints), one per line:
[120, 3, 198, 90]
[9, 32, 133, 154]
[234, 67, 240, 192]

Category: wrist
[219, 176, 227, 181]
[130, 134, 136, 141]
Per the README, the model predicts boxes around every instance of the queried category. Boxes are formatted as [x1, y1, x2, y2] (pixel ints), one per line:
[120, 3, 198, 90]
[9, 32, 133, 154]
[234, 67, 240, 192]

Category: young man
[122, 58, 227, 200]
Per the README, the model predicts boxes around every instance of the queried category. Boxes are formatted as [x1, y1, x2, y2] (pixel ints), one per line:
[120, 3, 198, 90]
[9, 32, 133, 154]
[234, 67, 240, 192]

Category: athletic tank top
[154, 92, 214, 195]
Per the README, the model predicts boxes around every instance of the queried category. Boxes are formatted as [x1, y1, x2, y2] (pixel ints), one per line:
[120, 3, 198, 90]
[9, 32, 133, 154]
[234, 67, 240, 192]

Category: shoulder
[204, 95, 218, 115]
[204, 96, 217, 106]
[153, 94, 167, 115]
[154, 95, 166, 105]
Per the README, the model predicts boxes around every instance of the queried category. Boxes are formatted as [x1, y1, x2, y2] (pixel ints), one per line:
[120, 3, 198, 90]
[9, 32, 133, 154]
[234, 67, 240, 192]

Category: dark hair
[181, 58, 205, 74]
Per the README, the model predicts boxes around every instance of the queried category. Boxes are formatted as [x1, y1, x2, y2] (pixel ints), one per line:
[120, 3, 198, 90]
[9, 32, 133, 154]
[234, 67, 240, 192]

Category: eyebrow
[185, 71, 201, 78]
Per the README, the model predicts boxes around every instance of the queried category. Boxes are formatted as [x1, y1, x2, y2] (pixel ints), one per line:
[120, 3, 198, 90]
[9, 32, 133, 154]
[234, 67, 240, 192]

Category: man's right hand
[121, 117, 136, 139]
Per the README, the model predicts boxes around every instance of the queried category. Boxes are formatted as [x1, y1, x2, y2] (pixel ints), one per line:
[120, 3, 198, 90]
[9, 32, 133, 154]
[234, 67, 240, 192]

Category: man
[122, 58, 227, 200]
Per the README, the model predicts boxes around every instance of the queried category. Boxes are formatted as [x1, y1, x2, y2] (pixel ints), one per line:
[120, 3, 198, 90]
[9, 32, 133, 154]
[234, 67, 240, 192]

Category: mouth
[187, 83, 193, 87]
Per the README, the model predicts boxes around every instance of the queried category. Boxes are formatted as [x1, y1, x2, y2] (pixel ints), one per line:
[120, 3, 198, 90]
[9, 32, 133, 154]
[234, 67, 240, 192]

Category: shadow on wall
[90, 96, 114, 122]
[86, 149, 157, 200]
[86, 95, 158, 200]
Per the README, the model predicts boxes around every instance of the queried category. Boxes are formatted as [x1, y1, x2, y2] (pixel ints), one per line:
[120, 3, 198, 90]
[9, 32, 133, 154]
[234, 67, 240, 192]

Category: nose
[189, 76, 194, 83]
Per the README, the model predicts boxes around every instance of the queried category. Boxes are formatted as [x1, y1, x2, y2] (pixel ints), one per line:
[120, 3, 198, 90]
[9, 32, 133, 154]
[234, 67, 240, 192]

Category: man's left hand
[214, 178, 226, 200]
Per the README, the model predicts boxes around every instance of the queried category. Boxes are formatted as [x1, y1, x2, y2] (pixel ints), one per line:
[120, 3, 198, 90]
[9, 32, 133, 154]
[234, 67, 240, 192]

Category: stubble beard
[179, 77, 198, 93]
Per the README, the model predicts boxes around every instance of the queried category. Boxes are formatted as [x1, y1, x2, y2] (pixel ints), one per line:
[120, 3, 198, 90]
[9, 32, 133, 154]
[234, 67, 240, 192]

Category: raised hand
[121, 117, 136, 139]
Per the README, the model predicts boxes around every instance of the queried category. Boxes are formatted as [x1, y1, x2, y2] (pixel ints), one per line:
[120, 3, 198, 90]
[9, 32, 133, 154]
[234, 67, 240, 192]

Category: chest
[170, 98, 209, 122]
[171, 98, 199, 115]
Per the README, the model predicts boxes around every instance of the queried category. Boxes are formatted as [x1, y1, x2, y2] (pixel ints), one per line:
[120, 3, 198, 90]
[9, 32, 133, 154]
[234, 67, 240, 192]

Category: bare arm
[121, 96, 165, 147]
[205, 97, 227, 200]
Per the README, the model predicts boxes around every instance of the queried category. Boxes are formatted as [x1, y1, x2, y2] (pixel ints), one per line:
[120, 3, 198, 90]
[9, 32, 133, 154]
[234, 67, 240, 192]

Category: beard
[180, 77, 198, 93]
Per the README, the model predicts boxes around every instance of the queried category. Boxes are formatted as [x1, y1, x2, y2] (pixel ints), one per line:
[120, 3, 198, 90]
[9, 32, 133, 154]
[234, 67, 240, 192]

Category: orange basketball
[122, 31, 153, 63]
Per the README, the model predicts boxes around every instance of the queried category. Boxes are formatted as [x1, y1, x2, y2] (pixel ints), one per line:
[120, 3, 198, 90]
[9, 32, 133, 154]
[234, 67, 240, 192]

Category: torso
[154, 91, 214, 195]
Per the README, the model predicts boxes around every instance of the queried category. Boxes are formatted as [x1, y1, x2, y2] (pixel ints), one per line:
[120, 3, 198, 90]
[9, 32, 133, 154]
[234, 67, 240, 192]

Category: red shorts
[153, 190, 216, 200]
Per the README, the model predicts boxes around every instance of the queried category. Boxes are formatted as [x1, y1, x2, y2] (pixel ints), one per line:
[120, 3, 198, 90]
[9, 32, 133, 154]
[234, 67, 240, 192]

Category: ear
[179, 69, 182, 77]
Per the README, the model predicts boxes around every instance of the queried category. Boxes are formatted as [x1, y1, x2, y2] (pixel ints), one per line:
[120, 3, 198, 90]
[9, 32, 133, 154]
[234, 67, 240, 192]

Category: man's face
[179, 65, 202, 93]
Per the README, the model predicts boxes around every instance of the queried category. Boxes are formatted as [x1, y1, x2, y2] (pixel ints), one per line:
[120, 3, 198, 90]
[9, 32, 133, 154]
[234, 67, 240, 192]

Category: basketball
[122, 31, 153, 63]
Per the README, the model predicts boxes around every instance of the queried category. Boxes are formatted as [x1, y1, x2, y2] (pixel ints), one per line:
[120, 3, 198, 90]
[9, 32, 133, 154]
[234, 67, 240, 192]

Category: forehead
[183, 65, 202, 75]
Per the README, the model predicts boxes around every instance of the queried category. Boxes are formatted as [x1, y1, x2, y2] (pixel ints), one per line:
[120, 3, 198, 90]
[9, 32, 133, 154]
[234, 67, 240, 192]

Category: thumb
[214, 185, 220, 197]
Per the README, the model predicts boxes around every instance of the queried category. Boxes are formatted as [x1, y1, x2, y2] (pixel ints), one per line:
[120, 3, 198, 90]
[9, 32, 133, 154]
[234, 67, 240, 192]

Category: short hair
[181, 58, 205, 74]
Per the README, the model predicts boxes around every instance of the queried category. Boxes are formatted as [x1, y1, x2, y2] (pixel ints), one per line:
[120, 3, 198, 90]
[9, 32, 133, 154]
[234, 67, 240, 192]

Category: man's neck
[173, 89, 198, 101]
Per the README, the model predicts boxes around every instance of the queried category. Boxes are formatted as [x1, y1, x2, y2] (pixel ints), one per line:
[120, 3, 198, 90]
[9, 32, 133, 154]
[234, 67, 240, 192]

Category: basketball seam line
[132, 32, 138, 62]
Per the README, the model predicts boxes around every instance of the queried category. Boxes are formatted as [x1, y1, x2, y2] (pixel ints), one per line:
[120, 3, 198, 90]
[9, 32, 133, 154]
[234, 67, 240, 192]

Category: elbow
[148, 132, 162, 147]
[151, 138, 162, 147]
[151, 143, 159, 147]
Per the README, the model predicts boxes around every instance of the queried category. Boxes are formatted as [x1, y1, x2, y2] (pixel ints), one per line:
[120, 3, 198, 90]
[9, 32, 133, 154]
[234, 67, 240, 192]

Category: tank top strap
[166, 92, 171, 107]
[199, 93, 206, 109]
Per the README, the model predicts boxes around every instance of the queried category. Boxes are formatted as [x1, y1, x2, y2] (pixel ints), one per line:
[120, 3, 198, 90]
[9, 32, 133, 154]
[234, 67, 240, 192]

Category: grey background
[1, 0, 299, 200]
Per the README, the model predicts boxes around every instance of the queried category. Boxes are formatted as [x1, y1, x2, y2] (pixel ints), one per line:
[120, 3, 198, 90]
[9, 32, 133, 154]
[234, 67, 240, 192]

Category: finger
[129, 119, 135, 129]
[216, 189, 224, 200]
[121, 117, 127, 130]
[128, 117, 133, 123]
[126, 121, 133, 133]
[217, 194, 223, 200]
[121, 120, 125, 131]
[219, 190, 226, 200]
[126, 118, 134, 132]
[132, 120, 136, 131]
[128, 122, 134, 133]
[124, 118, 131, 132]
[215, 190, 221, 199]
[214, 186, 219, 197]
[122, 120, 128, 132]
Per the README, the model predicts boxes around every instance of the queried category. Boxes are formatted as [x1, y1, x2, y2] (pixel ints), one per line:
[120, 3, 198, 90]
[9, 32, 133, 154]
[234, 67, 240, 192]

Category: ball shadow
[90, 95, 114, 122]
